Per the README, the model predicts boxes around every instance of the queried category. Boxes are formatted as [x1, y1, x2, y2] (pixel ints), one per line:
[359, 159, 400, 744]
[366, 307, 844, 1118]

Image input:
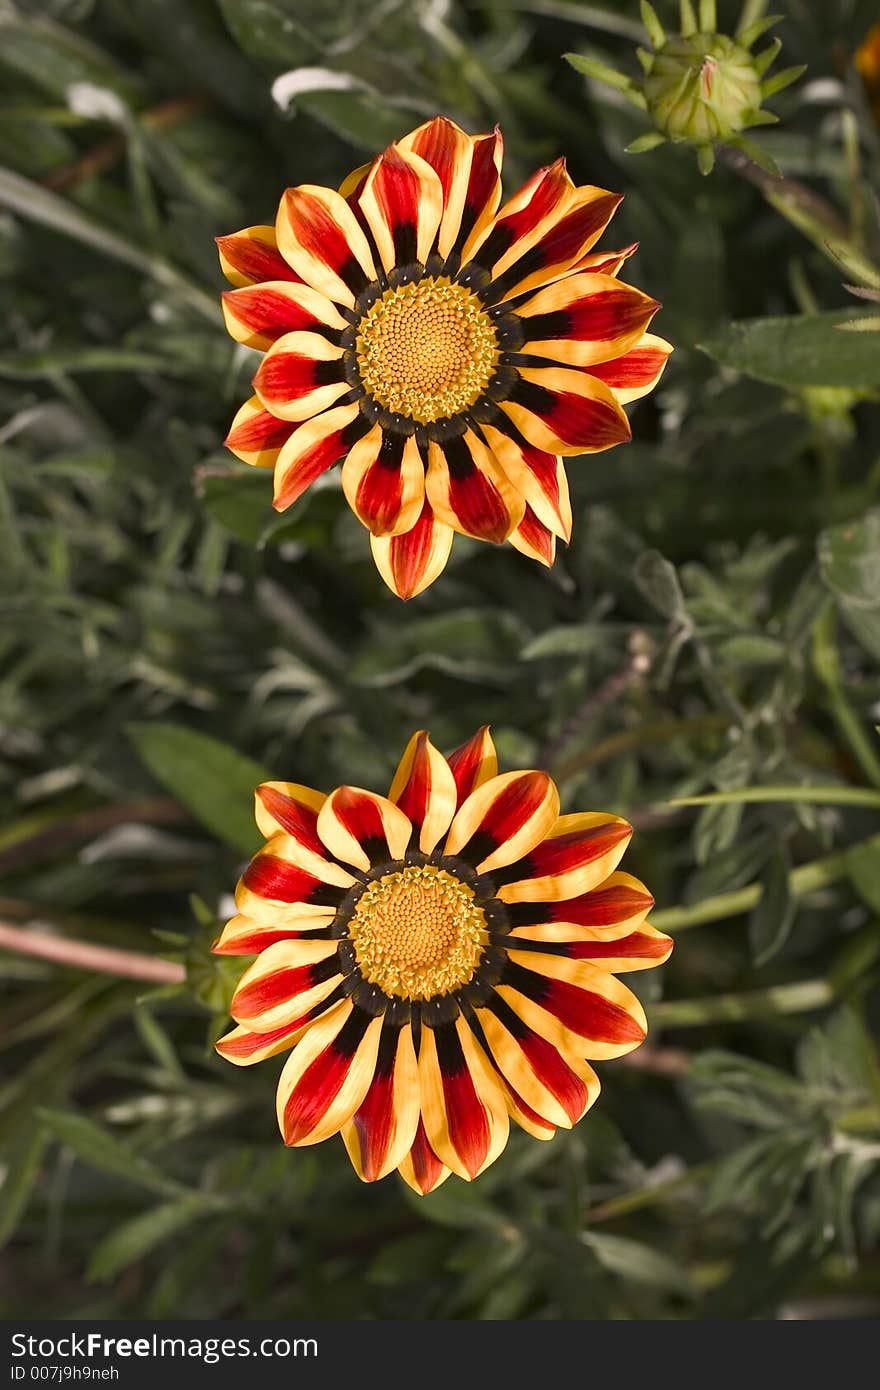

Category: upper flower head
[213, 728, 672, 1192]
[218, 117, 670, 597]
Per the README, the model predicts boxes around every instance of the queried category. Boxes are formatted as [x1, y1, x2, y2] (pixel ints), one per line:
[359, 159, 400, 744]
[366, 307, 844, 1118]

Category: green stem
[812, 604, 880, 790]
[651, 831, 880, 932]
[650, 978, 834, 1028]
[586, 1159, 715, 1224]
[668, 786, 880, 808]
[553, 712, 729, 784]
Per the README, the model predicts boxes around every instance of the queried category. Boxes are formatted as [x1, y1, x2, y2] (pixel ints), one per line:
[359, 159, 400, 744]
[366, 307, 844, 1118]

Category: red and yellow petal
[230, 937, 344, 1032]
[252, 330, 347, 423]
[341, 426, 425, 537]
[481, 424, 572, 541]
[418, 1018, 509, 1180]
[233, 834, 351, 925]
[276, 1000, 384, 1147]
[461, 158, 575, 274]
[254, 781, 325, 848]
[511, 922, 673, 973]
[425, 431, 525, 543]
[495, 812, 632, 903]
[276, 184, 376, 308]
[388, 730, 457, 854]
[500, 365, 631, 456]
[516, 272, 660, 367]
[215, 1017, 314, 1066]
[398, 118, 503, 262]
[224, 396, 297, 469]
[370, 497, 454, 599]
[499, 953, 648, 1060]
[217, 225, 301, 288]
[507, 506, 556, 566]
[588, 332, 673, 404]
[358, 146, 443, 274]
[341, 1023, 420, 1182]
[507, 870, 655, 938]
[478, 1001, 600, 1130]
[397, 1117, 452, 1195]
[491, 187, 623, 302]
[222, 280, 348, 352]
[446, 727, 498, 807]
[272, 402, 365, 512]
[317, 786, 412, 872]
[445, 769, 560, 874]
[212, 910, 334, 956]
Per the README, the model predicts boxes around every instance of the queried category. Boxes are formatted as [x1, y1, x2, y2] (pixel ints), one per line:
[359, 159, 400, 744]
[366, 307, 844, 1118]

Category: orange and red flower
[219, 117, 670, 597]
[213, 728, 672, 1192]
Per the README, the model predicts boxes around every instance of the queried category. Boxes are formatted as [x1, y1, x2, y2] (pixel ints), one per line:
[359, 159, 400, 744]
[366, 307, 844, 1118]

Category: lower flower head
[213, 728, 672, 1192]
[218, 116, 670, 598]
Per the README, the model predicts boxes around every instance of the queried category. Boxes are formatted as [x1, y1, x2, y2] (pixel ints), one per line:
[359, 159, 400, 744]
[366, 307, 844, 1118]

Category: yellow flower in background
[856, 22, 880, 123]
[213, 728, 672, 1193]
[218, 117, 669, 597]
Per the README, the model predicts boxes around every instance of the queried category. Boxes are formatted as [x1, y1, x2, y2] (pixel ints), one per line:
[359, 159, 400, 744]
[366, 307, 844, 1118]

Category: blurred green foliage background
[1, 0, 880, 1319]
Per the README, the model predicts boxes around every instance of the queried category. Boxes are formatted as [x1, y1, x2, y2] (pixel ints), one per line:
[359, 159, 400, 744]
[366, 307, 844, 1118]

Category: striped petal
[588, 332, 673, 404]
[494, 812, 633, 903]
[510, 922, 674, 973]
[516, 272, 660, 367]
[425, 431, 525, 543]
[445, 770, 560, 874]
[370, 496, 454, 599]
[215, 1017, 314, 1066]
[358, 146, 443, 274]
[212, 911, 334, 956]
[317, 786, 412, 872]
[507, 871, 655, 937]
[222, 280, 348, 352]
[446, 727, 498, 807]
[252, 330, 347, 423]
[341, 1023, 420, 1182]
[254, 781, 325, 847]
[507, 506, 556, 566]
[234, 837, 351, 925]
[481, 423, 572, 540]
[478, 996, 600, 1129]
[341, 426, 425, 537]
[276, 1000, 384, 1147]
[388, 730, 457, 854]
[272, 402, 365, 511]
[418, 1018, 509, 1180]
[230, 937, 345, 1032]
[461, 158, 575, 275]
[500, 366, 631, 456]
[276, 185, 376, 308]
[489, 187, 623, 303]
[398, 118, 503, 261]
[498, 953, 647, 1060]
[217, 225, 301, 287]
[224, 396, 296, 469]
[397, 1117, 451, 1195]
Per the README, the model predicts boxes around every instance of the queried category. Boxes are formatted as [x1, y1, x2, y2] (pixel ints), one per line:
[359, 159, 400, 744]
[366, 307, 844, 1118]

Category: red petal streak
[408, 1118, 446, 1194]
[442, 1062, 490, 1179]
[589, 343, 670, 390]
[565, 930, 671, 961]
[351, 1068, 395, 1182]
[255, 786, 324, 855]
[519, 1032, 589, 1123]
[539, 976, 645, 1044]
[557, 288, 658, 343]
[280, 189, 360, 280]
[527, 821, 631, 878]
[447, 728, 496, 806]
[379, 499, 443, 599]
[513, 506, 554, 564]
[242, 854, 324, 904]
[226, 409, 295, 456]
[234, 961, 328, 1023]
[544, 883, 655, 927]
[281, 1039, 352, 1145]
[222, 287, 327, 343]
[216, 1019, 304, 1060]
[474, 773, 551, 851]
[393, 733, 432, 831]
[217, 230, 300, 285]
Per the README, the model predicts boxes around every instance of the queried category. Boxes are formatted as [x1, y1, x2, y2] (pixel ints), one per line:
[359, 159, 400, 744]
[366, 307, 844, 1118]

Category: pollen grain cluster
[355, 276, 499, 424]
[348, 862, 488, 1001]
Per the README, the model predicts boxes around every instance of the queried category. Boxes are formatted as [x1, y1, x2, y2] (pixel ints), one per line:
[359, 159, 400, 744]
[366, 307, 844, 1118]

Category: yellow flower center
[355, 276, 499, 424]
[348, 863, 488, 1001]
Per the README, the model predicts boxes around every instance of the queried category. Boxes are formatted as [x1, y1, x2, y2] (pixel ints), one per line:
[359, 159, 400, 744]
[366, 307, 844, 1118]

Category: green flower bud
[644, 32, 762, 145]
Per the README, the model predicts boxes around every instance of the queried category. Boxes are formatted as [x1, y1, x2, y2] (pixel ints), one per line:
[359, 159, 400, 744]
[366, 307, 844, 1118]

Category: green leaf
[749, 848, 796, 966]
[633, 549, 686, 620]
[39, 1109, 182, 1196]
[0, 1124, 49, 1248]
[126, 722, 268, 853]
[349, 610, 525, 688]
[87, 1198, 212, 1282]
[699, 310, 880, 388]
[198, 467, 274, 545]
[846, 840, 880, 915]
[582, 1232, 695, 1296]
